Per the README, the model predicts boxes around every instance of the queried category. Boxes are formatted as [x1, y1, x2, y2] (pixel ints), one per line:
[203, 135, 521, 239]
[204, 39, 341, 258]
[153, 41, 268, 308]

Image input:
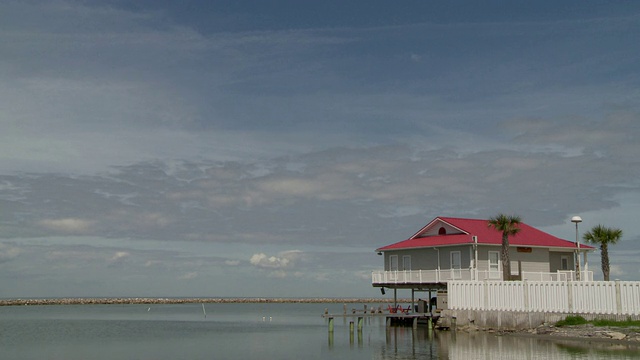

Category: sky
[1, 0, 639, 299]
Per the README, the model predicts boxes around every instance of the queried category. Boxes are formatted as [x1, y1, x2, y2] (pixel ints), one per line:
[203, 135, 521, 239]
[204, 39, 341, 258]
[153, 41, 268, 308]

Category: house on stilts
[372, 216, 598, 314]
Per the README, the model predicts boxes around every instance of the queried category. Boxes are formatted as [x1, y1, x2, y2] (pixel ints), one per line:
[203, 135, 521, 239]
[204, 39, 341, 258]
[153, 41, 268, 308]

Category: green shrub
[556, 316, 588, 327]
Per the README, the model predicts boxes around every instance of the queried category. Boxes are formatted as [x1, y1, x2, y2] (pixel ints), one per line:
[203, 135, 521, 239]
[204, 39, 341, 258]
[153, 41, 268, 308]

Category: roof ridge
[439, 216, 487, 221]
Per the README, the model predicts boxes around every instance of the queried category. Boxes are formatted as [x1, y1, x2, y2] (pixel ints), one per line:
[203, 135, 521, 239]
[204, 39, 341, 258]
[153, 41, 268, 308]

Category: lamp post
[571, 216, 582, 281]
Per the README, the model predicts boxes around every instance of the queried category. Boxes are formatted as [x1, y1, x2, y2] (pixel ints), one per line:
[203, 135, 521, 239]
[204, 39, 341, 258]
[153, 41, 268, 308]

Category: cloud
[225, 260, 240, 266]
[178, 272, 198, 280]
[249, 250, 303, 270]
[0, 243, 20, 263]
[609, 265, 626, 278]
[108, 251, 131, 266]
[39, 218, 95, 234]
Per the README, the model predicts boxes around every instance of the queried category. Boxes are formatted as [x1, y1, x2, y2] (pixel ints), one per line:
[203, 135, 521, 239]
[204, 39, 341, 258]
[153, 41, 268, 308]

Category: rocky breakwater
[0, 297, 399, 306]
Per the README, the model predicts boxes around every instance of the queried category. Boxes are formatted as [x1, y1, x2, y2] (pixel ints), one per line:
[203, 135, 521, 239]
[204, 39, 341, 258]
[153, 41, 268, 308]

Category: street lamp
[571, 216, 582, 280]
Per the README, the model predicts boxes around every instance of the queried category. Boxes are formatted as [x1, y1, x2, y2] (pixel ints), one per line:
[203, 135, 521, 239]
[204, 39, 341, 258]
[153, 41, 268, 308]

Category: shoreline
[455, 323, 640, 345]
[0, 297, 401, 306]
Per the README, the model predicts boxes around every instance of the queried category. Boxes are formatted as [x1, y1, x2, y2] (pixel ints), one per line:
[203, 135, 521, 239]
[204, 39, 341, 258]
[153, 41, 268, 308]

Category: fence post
[523, 280, 529, 312]
[615, 280, 622, 315]
[483, 280, 489, 310]
[567, 282, 573, 313]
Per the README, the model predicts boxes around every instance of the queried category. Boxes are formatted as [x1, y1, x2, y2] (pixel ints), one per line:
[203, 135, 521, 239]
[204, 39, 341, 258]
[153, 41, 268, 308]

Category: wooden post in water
[349, 321, 354, 344]
[412, 316, 418, 329]
[328, 317, 334, 348]
[357, 317, 363, 331]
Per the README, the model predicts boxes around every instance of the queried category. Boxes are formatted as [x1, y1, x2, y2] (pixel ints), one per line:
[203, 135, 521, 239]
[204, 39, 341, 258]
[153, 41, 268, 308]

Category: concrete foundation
[439, 310, 640, 331]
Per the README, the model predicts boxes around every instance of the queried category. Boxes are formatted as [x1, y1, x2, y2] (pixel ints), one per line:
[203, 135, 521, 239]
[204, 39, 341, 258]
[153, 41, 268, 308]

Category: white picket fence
[448, 280, 640, 315]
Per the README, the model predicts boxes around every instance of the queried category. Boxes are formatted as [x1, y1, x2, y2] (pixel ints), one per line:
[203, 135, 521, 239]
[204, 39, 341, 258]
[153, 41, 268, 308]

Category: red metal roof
[377, 216, 594, 251]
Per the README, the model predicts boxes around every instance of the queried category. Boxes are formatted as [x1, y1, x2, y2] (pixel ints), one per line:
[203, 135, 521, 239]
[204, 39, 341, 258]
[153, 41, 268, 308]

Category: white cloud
[110, 251, 130, 263]
[0, 243, 21, 263]
[249, 250, 303, 269]
[39, 218, 95, 234]
[178, 272, 198, 280]
[609, 265, 626, 278]
[225, 259, 240, 266]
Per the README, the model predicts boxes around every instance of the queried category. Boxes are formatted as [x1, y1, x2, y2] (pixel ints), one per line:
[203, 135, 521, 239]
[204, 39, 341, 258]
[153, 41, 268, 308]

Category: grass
[555, 316, 589, 326]
[556, 316, 640, 328]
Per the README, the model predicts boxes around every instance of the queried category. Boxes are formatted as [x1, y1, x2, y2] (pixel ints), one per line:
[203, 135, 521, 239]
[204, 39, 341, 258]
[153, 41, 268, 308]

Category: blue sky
[1, 0, 639, 298]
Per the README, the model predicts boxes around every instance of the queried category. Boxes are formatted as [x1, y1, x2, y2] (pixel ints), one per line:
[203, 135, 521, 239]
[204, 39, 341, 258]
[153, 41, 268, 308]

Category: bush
[556, 316, 588, 327]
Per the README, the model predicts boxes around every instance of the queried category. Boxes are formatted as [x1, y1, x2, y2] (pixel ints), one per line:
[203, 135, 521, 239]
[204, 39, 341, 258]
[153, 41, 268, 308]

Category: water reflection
[379, 326, 439, 359]
[438, 331, 640, 360]
[376, 326, 640, 360]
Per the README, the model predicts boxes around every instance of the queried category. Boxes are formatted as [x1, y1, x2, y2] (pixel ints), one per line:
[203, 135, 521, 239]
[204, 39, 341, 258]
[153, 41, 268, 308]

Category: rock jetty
[0, 297, 401, 306]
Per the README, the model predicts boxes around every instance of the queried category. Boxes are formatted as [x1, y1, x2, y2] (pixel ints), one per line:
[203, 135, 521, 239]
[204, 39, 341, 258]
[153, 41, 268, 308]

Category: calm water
[1, 303, 639, 359]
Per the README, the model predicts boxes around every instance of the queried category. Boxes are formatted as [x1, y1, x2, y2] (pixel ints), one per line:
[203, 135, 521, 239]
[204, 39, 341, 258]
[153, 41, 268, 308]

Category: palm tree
[583, 225, 623, 281]
[488, 214, 522, 281]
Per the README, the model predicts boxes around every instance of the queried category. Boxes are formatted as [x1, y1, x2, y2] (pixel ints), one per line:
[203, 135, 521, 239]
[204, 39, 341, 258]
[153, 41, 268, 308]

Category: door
[389, 255, 398, 281]
[450, 251, 461, 279]
[402, 255, 411, 271]
[402, 255, 411, 282]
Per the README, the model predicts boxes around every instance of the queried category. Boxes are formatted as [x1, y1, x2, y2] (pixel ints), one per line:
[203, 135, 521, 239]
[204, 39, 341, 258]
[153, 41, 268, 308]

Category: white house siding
[476, 246, 550, 273]
[382, 245, 576, 275]
[419, 222, 464, 236]
[548, 250, 575, 272]
[384, 246, 473, 271]
[441, 245, 472, 269]
[510, 247, 550, 273]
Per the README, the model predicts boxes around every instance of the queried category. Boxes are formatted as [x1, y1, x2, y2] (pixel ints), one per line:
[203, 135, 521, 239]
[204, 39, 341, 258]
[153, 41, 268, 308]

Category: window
[488, 251, 500, 279]
[402, 255, 411, 271]
[450, 251, 461, 269]
[439, 227, 447, 235]
[561, 255, 569, 270]
[488, 251, 499, 272]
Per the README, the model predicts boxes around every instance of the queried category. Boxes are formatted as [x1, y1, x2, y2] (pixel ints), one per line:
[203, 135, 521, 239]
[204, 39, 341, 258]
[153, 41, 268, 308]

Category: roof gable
[377, 216, 594, 251]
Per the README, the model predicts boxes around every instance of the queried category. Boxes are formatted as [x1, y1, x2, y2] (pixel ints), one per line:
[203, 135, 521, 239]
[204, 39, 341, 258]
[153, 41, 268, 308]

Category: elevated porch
[372, 268, 594, 287]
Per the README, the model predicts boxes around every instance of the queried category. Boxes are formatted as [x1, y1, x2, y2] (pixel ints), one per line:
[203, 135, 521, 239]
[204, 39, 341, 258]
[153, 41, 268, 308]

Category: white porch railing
[448, 280, 640, 315]
[371, 269, 594, 285]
